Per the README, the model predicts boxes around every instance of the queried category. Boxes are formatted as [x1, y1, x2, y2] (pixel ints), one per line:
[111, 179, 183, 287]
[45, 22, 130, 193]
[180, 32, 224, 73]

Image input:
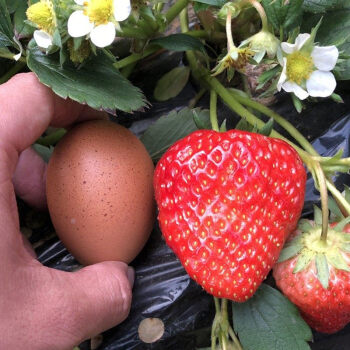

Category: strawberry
[154, 129, 306, 302]
[273, 215, 350, 334]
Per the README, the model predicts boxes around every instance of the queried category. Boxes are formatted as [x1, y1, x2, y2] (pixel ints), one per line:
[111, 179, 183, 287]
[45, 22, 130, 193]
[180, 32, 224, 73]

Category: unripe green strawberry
[154, 129, 306, 302]
[273, 218, 350, 334]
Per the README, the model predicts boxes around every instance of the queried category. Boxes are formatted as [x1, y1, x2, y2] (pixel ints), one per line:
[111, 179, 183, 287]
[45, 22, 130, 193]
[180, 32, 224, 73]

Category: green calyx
[278, 216, 350, 289]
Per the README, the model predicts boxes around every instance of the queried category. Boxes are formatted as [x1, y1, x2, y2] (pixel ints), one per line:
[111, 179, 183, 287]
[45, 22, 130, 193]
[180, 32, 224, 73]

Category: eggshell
[46, 120, 155, 265]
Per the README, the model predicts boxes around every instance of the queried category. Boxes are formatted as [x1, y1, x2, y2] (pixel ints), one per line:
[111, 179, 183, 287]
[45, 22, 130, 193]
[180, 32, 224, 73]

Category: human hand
[0, 73, 134, 350]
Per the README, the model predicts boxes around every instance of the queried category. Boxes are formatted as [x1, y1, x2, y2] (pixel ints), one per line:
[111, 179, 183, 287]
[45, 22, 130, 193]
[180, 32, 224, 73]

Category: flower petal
[282, 81, 309, 100]
[306, 70, 336, 97]
[90, 22, 116, 48]
[311, 45, 339, 71]
[277, 57, 287, 91]
[113, 0, 131, 21]
[68, 11, 93, 38]
[281, 42, 297, 54]
[295, 33, 311, 50]
[33, 30, 52, 49]
[75, 0, 85, 4]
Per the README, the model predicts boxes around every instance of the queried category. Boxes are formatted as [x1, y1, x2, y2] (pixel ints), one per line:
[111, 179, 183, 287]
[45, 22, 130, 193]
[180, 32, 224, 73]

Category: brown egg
[46, 120, 155, 265]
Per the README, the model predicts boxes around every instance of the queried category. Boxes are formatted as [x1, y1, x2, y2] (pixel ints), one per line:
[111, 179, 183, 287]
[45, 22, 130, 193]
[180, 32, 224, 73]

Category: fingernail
[127, 266, 135, 288]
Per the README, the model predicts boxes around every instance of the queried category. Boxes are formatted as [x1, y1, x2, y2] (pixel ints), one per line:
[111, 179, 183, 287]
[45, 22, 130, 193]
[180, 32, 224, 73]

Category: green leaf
[333, 216, 350, 232]
[14, 1, 33, 37]
[0, 0, 14, 47]
[345, 185, 350, 203]
[328, 197, 344, 220]
[316, 253, 329, 289]
[291, 93, 304, 113]
[154, 66, 190, 101]
[303, 0, 345, 14]
[258, 118, 274, 136]
[278, 241, 303, 262]
[232, 284, 312, 350]
[298, 219, 314, 232]
[331, 92, 344, 103]
[261, 0, 304, 34]
[257, 64, 281, 89]
[32, 144, 54, 163]
[341, 243, 350, 253]
[151, 34, 206, 54]
[326, 248, 350, 271]
[192, 109, 208, 130]
[5, 0, 21, 13]
[293, 249, 314, 273]
[314, 205, 322, 225]
[27, 43, 146, 112]
[219, 119, 227, 132]
[140, 108, 210, 162]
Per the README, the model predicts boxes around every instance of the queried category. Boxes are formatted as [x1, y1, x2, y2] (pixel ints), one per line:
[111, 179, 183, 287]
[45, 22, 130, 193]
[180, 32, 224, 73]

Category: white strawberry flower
[26, 0, 56, 49]
[68, 0, 131, 48]
[277, 33, 339, 100]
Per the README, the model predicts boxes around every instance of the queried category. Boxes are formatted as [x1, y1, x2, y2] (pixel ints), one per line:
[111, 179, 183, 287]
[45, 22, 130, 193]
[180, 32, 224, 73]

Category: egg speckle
[46, 120, 155, 265]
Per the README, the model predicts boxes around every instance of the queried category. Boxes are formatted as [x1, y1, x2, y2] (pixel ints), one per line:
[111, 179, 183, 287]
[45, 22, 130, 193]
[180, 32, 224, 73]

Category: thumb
[62, 261, 134, 344]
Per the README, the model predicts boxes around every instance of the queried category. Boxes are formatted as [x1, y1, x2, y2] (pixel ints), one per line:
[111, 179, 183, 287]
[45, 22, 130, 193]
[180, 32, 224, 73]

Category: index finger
[0, 72, 106, 157]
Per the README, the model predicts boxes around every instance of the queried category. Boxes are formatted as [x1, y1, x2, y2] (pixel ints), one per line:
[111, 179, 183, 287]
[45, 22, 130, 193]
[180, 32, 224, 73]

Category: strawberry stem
[314, 161, 329, 241]
[226, 10, 235, 52]
[246, 0, 269, 32]
[229, 89, 318, 156]
[210, 297, 243, 350]
[210, 90, 220, 131]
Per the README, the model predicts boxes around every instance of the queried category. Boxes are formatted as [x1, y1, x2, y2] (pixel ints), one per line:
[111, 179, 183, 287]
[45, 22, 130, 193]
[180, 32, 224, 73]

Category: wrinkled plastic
[23, 53, 350, 349]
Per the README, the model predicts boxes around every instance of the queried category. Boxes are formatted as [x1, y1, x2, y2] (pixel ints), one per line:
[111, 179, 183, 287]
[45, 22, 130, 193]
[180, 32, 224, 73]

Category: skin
[0, 73, 134, 349]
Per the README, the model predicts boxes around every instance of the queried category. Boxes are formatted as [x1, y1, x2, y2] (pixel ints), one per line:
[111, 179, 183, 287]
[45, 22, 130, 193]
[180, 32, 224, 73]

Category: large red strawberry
[154, 129, 306, 302]
[273, 215, 350, 334]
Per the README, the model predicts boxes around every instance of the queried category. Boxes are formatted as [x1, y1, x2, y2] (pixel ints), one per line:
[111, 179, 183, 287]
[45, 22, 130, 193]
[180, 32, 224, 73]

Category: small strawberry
[273, 211, 350, 334]
[154, 129, 306, 302]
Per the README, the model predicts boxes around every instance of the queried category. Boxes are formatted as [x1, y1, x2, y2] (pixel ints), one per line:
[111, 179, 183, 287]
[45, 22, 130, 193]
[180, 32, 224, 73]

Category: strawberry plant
[2, 0, 350, 349]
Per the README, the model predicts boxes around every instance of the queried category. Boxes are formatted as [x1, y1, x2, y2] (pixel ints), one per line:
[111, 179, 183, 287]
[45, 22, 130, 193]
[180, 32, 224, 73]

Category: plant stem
[230, 90, 319, 156]
[188, 87, 206, 108]
[114, 46, 159, 69]
[314, 161, 329, 241]
[226, 10, 235, 52]
[247, 0, 269, 32]
[214, 297, 221, 313]
[0, 60, 26, 84]
[228, 327, 243, 350]
[116, 27, 149, 39]
[165, 0, 190, 24]
[36, 128, 67, 146]
[210, 90, 220, 131]
[120, 61, 137, 78]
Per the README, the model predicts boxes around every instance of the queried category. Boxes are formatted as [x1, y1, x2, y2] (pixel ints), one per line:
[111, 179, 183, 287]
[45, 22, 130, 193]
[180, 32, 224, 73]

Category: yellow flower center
[84, 0, 113, 26]
[286, 51, 314, 85]
[26, 0, 56, 34]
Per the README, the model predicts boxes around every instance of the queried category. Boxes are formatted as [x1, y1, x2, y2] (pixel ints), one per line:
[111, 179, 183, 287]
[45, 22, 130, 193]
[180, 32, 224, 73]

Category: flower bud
[67, 39, 91, 64]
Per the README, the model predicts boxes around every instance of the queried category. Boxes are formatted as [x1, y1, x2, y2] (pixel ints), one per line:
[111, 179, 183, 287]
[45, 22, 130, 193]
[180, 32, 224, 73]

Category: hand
[0, 73, 134, 350]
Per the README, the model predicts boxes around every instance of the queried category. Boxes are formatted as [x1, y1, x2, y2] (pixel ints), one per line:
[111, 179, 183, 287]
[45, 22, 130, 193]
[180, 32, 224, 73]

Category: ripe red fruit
[154, 129, 306, 302]
[273, 220, 350, 334]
